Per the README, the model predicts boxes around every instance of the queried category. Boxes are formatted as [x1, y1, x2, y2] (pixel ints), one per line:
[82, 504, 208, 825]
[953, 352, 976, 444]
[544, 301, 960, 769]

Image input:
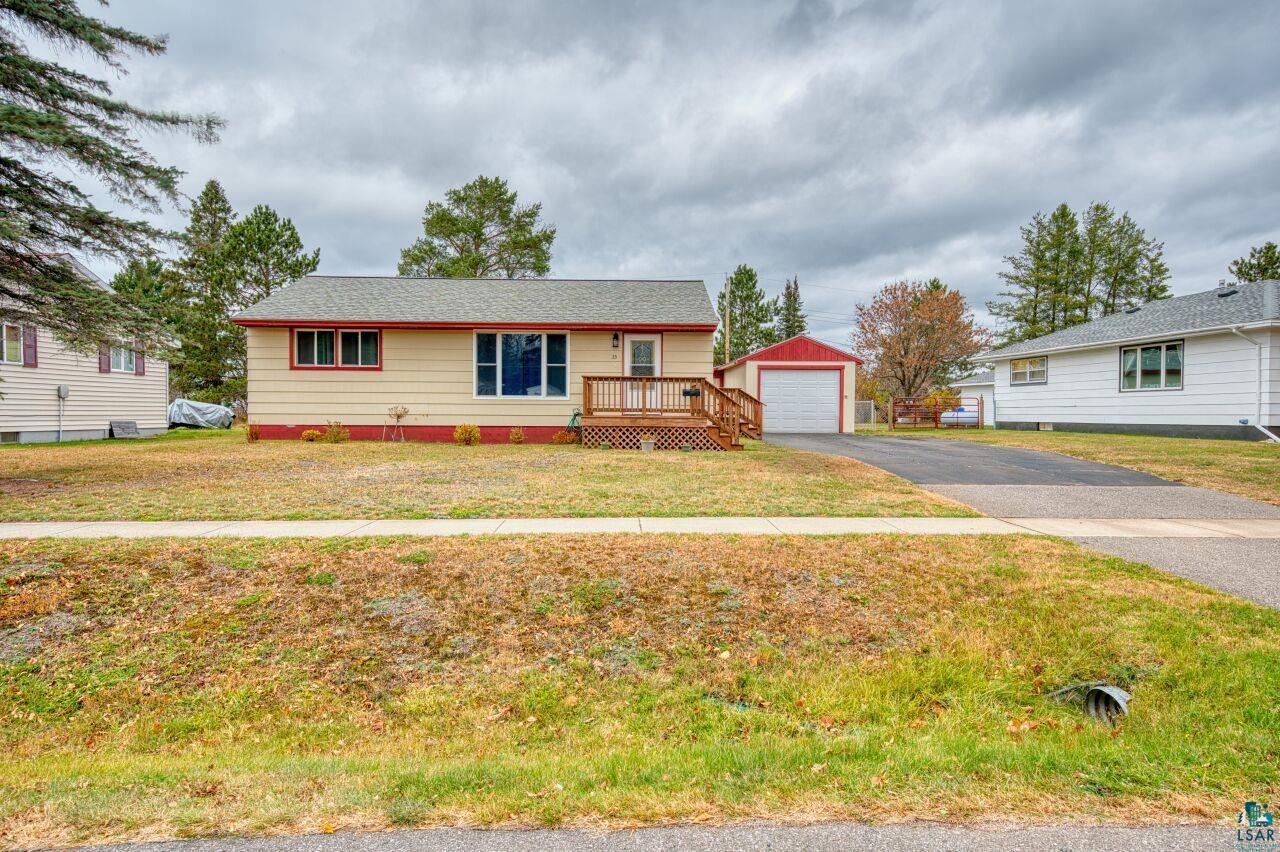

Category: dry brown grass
[0, 430, 972, 520]
[1, 534, 1277, 844]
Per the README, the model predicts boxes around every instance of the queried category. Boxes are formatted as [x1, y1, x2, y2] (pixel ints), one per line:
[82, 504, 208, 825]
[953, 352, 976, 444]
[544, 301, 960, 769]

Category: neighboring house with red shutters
[0, 256, 169, 444]
[233, 276, 732, 444]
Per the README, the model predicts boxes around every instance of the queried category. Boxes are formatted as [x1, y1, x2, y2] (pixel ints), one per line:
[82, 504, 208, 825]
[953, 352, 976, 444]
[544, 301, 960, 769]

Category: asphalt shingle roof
[953, 369, 994, 386]
[985, 280, 1280, 358]
[234, 277, 719, 327]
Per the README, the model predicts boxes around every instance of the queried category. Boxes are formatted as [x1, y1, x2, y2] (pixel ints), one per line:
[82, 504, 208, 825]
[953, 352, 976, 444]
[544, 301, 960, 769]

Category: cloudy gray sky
[78, 0, 1280, 347]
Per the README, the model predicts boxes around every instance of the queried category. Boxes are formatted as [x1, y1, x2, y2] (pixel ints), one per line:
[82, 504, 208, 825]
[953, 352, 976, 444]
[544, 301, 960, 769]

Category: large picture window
[475, 332, 569, 398]
[1010, 356, 1047, 385]
[1121, 340, 1181, 391]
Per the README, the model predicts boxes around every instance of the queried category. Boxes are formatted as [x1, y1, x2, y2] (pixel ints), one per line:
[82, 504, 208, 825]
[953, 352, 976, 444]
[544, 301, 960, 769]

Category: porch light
[612, 332, 620, 348]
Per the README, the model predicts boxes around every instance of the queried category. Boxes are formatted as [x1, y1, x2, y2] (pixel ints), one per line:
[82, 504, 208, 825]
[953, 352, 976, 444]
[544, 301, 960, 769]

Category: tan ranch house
[234, 276, 775, 449]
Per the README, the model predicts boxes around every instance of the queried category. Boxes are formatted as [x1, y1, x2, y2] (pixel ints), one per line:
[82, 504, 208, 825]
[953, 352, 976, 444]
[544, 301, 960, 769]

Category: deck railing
[581, 375, 762, 444]
[721, 386, 764, 435]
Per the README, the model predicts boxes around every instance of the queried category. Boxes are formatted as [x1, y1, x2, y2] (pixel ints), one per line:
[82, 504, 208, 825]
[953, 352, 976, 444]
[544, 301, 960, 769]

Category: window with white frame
[109, 345, 135, 373]
[475, 332, 568, 398]
[1120, 340, 1182, 391]
[1, 324, 21, 364]
[339, 330, 379, 367]
[1010, 356, 1047, 385]
[294, 329, 336, 366]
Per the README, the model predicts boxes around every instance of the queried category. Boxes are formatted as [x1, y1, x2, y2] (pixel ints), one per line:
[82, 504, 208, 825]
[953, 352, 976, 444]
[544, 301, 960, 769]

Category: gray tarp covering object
[168, 398, 235, 429]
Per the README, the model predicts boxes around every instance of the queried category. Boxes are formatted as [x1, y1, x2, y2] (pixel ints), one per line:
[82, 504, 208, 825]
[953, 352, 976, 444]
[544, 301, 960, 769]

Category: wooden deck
[581, 376, 764, 451]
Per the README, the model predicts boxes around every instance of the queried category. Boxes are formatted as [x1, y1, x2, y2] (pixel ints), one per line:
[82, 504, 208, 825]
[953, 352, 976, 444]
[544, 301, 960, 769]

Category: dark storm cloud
[84, 0, 1280, 342]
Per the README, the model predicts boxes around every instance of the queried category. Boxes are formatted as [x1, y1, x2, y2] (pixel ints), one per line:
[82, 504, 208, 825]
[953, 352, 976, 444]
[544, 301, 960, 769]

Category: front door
[623, 335, 662, 411]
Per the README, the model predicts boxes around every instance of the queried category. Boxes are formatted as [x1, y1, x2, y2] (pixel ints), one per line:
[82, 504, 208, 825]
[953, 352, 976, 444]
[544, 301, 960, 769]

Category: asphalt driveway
[769, 432, 1280, 608]
[768, 433, 1280, 519]
[768, 433, 1171, 486]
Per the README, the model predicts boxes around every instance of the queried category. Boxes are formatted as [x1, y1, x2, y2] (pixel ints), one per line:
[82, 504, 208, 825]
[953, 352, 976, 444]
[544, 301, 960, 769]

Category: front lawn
[893, 428, 1280, 505]
[1, 535, 1276, 846]
[0, 429, 972, 520]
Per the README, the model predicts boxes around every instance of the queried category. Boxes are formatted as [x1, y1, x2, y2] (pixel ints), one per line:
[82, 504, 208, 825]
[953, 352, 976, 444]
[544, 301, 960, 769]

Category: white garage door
[760, 370, 840, 433]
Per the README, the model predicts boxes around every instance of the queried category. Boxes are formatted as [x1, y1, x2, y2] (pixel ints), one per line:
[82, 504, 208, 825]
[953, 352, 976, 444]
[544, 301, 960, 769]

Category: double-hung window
[1, 324, 21, 364]
[1010, 356, 1047, 385]
[109, 345, 136, 373]
[293, 329, 380, 368]
[339, 330, 379, 367]
[475, 332, 568, 398]
[1120, 340, 1181, 391]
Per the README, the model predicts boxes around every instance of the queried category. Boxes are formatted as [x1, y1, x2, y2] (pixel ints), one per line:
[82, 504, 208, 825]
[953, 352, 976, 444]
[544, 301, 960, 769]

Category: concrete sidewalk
[3, 517, 1280, 538]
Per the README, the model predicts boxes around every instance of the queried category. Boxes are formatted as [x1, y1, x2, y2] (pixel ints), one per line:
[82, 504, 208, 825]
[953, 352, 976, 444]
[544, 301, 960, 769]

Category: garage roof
[714, 335, 862, 374]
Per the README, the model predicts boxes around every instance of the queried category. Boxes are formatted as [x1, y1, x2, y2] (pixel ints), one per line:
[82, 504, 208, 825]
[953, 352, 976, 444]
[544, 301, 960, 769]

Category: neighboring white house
[952, 369, 995, 426]
[981, 279, 1279, 441]
[0, 258, 169, 444]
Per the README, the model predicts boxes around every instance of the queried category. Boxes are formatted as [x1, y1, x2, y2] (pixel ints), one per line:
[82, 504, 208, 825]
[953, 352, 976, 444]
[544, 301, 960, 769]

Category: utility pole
[722, 273, 731, 364]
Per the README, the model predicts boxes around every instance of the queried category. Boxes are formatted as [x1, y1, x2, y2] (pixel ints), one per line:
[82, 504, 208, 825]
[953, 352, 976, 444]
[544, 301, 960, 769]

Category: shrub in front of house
[322, 421, 350, 443]
[454, 424, 481, 446]
[550, 430, 579, 445]
[245, 423, 262, 443]
[509, 426, 525, 444]
[300, 429, 323, 442]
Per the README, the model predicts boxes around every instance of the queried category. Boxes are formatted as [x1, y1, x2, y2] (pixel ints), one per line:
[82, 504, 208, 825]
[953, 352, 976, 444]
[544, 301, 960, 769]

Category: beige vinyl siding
[719, 359, 857, 433]
[246, 328, 715, 427]
[662, 332, 714, 376]
[0, 328, 168, 435]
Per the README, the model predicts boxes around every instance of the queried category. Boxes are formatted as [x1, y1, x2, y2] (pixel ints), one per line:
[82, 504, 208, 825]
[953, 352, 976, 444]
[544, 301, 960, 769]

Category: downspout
[1229, 326, 1280, 443]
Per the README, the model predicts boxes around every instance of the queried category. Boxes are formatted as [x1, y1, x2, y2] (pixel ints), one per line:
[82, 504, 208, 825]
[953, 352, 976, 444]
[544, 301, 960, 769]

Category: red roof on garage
[714, 334, 863, 375]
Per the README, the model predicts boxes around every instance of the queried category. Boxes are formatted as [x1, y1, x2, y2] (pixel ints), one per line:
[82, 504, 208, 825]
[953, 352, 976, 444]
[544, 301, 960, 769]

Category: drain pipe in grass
[1229, 326, 1280, 444]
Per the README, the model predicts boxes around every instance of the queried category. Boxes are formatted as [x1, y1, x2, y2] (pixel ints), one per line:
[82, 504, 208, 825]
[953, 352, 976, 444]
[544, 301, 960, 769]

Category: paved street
[75, 821, 1230, 852]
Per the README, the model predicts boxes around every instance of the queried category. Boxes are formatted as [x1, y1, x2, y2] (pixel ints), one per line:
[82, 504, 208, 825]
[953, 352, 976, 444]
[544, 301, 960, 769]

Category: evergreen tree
[110, 256, 186, 341]
[170, 180, 239, 401]
[223, 205, 320, 308]
[1229, 241, 1280, 282]
[988, 202, 1170, 344]
[0, 0, 220, 346]
[398, 175, 555, 278]
[774, 275, 808, 339]
[714, 264, 778, 364]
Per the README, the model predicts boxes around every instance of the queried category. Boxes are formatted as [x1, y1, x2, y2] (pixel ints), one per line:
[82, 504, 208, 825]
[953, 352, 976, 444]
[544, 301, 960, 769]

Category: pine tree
[774, 275, 808, 339]
[988, 202, 1170, 344]
[0, 0, 220, 346]
[714, 265, 778, 364]
[170, 180, 239, 401]
[398, 175, 555, 278]
[1229, 241, 1280, 282]
[224, 205, 320, 308]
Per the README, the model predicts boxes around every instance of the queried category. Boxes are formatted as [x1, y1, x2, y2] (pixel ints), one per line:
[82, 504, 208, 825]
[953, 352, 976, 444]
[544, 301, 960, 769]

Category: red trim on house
[254, 424, 563, 444]
[756, 364, 846, 431]
[288, 327, 384, 371]
[235, 319, 719, 332]
[714, 334, 862, 375]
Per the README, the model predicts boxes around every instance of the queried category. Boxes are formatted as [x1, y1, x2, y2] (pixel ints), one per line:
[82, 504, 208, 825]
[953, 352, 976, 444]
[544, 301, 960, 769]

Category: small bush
[550, 430, 579, 445]
[508, 426, 525, 445]
[454, 424, 481, 446]
[245, 423, 261, 443]
[322, 421, 350, 443]
[300, 429, 323, 442]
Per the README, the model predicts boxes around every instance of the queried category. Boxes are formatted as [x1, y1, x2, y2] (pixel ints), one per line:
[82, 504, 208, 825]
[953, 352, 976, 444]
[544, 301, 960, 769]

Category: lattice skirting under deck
[580, 425, 726, 451]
